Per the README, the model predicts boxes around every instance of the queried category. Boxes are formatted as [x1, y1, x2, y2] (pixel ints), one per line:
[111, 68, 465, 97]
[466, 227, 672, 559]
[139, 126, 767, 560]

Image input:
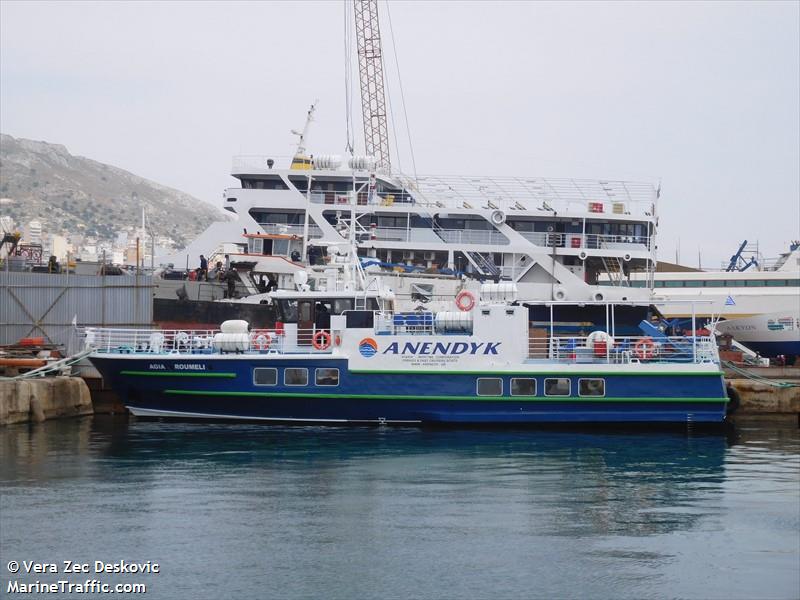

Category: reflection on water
[1, 417, 798, 600]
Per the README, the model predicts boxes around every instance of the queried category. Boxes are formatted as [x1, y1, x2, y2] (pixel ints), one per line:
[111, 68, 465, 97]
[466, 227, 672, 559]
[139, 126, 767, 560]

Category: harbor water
[1, 417, 798, 599]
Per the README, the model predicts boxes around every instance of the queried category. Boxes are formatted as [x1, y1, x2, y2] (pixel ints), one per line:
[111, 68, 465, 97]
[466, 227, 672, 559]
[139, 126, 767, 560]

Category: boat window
[276, 299, 298, 322]
[315, 368, 339, 386]
[272, 239, 290, 256]
[788, 279, 800, 287]
[663, 280, 683, 288]
[476, 378, 502, 396]
[332, 298, 354, 315]
[544, 378, 571, 396]
[511, 378, 536, 396]
[765, 280, 787, 287]
[249, 238, 263, 254]
[241, 177, 289, 190]
[684, 280, 704, 287]
[299, 302, 313, 322]
[579, 378, 605, 397]
[284, 368, 308, 386]
[705, 280, 726, 287]
[253, 368, 277, 386]
[745, 280, 767, 287]
[654, 281, 664, 288]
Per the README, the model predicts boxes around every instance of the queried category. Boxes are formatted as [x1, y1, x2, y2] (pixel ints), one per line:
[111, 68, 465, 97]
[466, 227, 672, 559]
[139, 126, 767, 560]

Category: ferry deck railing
[528, 335, 718, 365]
[84, 327, 340, 356]
[256, 222, 323, 239]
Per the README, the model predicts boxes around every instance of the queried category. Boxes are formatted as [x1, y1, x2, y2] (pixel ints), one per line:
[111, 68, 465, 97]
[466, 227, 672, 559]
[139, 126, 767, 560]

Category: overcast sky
[2, 0, 798, 267]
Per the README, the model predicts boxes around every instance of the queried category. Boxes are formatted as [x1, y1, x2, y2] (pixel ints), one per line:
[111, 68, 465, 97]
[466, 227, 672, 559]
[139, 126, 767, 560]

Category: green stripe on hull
[164, 389, 727, 403]
[121, 370, 236, 378]
[348, 370, 725, 377]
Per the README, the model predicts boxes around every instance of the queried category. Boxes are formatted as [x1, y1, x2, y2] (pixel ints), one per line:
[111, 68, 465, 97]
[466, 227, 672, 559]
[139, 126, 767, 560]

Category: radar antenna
[354, 0, 391, 173]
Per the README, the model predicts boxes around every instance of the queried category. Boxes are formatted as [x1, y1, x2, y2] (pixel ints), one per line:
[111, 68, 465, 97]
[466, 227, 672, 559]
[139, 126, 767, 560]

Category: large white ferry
[159, 124, 661, 325]
[619, 242, 800, 358]
[157, 1, 661, 334]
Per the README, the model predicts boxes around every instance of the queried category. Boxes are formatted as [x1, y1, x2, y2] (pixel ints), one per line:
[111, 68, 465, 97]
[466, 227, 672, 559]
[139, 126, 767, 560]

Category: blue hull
[738, 340, 800, 358]
[90, 356, 728, 425]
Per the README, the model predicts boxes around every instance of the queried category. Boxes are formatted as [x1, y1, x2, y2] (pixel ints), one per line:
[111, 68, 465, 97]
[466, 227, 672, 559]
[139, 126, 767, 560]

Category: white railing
[232, 155, 294, 172]
[404, 174, 658, 218]
[436, 228, 509, 245]
[374, 312, 436, 335]
[257, 222, 323, 238]
[85, 327, 338, 355]
[517, 231, 651, 250]
[528, 335, 718, 365]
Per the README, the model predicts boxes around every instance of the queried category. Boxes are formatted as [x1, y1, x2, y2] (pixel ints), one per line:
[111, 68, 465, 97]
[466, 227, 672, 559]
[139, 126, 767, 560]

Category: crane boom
[354, 0, 391, 172]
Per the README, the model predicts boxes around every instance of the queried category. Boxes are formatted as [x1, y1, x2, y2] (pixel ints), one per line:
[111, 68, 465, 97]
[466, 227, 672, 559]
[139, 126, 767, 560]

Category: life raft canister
[312, 330, 332, 350]
[634, 337, 657, 360]
[455, 290, 476, 312]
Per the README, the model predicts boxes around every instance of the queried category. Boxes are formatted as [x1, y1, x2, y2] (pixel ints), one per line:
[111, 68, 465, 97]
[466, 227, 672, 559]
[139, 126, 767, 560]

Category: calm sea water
[1, 417, 798, 600]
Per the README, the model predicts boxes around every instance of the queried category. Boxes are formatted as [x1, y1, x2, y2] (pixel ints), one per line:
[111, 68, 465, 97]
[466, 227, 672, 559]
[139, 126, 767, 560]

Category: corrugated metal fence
[0, 271, 154, 354]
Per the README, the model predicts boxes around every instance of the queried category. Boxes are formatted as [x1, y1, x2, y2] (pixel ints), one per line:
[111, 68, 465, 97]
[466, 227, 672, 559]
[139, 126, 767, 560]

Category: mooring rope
[0, 348, 94, 381]
[723, 360, 799, 388]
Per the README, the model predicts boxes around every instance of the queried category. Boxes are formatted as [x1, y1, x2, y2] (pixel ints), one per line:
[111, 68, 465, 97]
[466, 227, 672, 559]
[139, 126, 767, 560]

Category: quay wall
[0, 377, 93, 426]
[0, 271, 153, 355]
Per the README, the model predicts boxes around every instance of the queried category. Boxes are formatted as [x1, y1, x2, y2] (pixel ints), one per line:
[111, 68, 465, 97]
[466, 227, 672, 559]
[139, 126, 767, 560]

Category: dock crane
[726, 240, 759, 272]
[353, 0, 391, 173]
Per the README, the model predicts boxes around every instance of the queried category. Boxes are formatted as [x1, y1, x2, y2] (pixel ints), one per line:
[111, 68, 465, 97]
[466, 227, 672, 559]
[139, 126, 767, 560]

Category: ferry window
[579, 378, 605, 397]
[765, 280, 787, 287]
[788, 279, 800, 287]
[745, 280, 767, 287]
[705, 280, 726, 287]
[299, 302, 313, 322]
[272, 239, 289, 256]
[664, 280, 683, 288]
[253, 368, 277, 386]
[684, 280, 704, 288]
[654, 281, 664, 288]
[511, 378, 536, 396]
[284, 368, 308, 386]
[315, 368, 339, 386]
[725, 280, 743, 287]
[544, 378, 571, 396]
[477, 378, 502, 396]
[332, 298, 354, 315]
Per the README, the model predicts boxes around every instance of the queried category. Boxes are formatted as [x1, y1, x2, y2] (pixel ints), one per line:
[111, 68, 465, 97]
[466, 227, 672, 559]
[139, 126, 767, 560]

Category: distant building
[24, 220, 43, 245]
[47, 234, 70, 262]
[0, 215, 15, 234]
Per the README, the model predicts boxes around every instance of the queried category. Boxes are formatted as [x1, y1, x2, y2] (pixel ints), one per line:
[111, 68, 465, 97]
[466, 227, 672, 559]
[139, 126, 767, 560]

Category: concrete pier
[725, 366, 800, 423]
[0, 377, 93, 426]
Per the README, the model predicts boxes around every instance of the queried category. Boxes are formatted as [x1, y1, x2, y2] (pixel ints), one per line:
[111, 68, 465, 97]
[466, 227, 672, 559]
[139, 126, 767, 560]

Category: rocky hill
[0, 133, 226, 248]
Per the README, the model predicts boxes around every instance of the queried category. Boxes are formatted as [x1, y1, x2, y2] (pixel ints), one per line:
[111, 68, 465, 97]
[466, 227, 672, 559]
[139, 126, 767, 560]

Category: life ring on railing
[251, 332, 272, 351]
[312, 330, 332, 350]
[455, 290, 476, 312]
[634, 337, 657, 360]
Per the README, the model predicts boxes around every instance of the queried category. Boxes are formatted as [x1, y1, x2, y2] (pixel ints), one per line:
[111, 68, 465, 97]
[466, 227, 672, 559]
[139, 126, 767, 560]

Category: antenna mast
[354, 0, 391, 173]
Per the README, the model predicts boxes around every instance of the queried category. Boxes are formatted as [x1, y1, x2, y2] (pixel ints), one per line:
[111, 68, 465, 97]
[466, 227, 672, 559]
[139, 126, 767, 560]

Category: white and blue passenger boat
[86, 281, 729, 425]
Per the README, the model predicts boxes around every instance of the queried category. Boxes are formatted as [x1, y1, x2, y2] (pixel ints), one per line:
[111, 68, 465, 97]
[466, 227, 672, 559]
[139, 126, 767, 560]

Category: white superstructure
[623, 243, 800, 319]
[163, 153, 661, 310]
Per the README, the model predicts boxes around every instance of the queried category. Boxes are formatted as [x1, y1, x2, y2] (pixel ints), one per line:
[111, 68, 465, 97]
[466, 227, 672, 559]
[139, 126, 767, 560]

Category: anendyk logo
[358, 338, 378, 357]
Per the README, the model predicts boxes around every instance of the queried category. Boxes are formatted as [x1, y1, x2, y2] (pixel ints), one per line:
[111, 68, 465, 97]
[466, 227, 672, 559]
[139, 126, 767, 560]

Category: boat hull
[90, 356, 728, 425]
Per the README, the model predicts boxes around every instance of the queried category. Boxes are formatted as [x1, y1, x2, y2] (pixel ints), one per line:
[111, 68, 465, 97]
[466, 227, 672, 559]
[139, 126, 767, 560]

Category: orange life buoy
[251, 331, 272, 351]
[634, 337, 657, 360]
[455, 290, 476, 312]
[312, 330, 332, 350]
[334, 334, 342, 347]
